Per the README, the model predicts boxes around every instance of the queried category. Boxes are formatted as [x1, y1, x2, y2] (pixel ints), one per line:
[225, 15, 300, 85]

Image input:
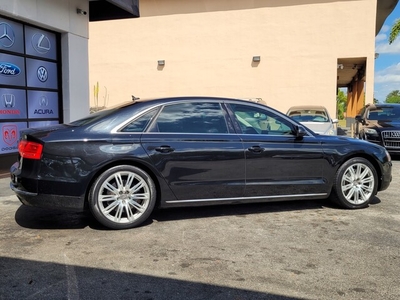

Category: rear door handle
[248, 146, 263, 153]
[155, 146, 174, 153]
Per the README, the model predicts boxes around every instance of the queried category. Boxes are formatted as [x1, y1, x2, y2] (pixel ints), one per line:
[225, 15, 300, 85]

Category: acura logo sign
[39, 95, 48, 106]
[37, 66, 48, 82]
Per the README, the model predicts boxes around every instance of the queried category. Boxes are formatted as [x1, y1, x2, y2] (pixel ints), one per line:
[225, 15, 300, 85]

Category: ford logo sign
[0, 62, 21, 76]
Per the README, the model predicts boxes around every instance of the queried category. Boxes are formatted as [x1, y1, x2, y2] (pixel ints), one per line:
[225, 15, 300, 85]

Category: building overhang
[376, 0, 399, 35]
[89, 0, 139, 22]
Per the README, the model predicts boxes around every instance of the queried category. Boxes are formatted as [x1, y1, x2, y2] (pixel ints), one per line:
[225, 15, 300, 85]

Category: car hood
[299, 122, 333, 134]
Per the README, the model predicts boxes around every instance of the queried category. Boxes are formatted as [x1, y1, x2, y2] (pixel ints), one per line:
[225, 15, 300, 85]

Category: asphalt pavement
[1, 160, 400, 300]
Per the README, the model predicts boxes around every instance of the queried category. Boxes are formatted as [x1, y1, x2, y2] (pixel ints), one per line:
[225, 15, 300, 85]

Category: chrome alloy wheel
[98, 171, 151, 224]
[340, 163, 375, 205]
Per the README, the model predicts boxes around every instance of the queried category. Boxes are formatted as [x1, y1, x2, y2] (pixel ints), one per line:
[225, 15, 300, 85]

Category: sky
[374, 3, 400, 102]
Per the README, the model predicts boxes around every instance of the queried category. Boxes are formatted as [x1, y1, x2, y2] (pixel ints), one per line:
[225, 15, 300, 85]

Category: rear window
[288, 109, 328, 122]
[68, 102, 133, 126]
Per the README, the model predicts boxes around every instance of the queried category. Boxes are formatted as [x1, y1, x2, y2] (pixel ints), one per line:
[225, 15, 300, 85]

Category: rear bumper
[10, 182, 86, 211]
[10, 161, 86, 211]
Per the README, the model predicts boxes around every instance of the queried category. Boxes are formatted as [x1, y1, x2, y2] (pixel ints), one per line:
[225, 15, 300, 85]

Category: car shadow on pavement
[0, 257, 305, 300]
[14, 196, 381, 231]
[13, 198, 328, 230]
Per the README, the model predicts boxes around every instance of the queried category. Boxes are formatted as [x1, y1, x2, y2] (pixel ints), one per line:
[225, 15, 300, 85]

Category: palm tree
[389, 19, 400, 44]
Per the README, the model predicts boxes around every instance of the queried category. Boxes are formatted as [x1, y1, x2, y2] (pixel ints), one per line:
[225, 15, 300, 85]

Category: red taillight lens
[18, 140, 43, 160]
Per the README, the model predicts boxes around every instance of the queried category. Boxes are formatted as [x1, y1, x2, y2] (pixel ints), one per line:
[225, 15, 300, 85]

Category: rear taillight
[18, 140, 43, 160]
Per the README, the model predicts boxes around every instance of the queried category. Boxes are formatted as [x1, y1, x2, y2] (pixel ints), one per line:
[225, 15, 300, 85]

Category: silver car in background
[287, 105, 338, 135]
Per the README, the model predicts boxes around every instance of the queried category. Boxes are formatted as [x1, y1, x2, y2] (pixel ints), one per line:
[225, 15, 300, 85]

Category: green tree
[389, 19, 400, 44]
[385, 90, 400, 103]
[337, 89, 347, 120]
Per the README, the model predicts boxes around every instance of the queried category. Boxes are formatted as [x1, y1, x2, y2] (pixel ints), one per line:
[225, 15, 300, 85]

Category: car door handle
[155, 146, 174, 153]
[248, 146, 263, 153]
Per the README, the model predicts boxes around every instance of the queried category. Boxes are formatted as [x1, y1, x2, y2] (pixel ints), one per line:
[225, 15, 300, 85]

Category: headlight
[365, 128, 378, 136]
[326, 129, 335, 135]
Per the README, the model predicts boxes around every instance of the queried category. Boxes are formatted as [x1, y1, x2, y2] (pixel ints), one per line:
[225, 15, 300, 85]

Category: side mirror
[295, 125, 307, 138]
[332, 118, 339, 124]
[355, 115, 365, 125]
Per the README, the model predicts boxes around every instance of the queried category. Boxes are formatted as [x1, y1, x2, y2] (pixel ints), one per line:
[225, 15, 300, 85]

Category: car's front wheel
[89, 165, 156, 229]
[330, 157, 377, 209]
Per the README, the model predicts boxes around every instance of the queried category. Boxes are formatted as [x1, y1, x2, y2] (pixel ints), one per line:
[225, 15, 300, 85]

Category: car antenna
[132, 95, 140, 102]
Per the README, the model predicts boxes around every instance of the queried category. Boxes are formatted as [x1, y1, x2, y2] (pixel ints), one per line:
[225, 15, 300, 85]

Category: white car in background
[287, 105, 338, 135]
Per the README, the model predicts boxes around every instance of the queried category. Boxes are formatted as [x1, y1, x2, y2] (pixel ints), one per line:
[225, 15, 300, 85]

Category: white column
[61, 32, 90, 123]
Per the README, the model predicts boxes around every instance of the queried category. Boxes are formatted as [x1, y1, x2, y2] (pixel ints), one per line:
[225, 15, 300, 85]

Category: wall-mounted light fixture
[77, 8, 87, 15]
[252, 56, 261, 62]
[337, 64, 344, 70]
[158, 60, 165, 66]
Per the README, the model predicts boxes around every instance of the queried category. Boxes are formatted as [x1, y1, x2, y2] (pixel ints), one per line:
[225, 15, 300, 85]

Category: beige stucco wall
[89, 0, 377, 117]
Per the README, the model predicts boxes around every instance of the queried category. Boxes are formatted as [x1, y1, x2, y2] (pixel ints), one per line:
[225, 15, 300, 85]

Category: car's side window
[230, 104, 294, 135]
[121, 109, 157, 132]
[153, 102, 229, 134]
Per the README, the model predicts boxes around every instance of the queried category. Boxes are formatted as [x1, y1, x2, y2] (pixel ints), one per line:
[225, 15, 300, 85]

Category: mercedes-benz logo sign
[32, 33, 51, 54]
[0, 22, 15, 48]
[37, 66, 48, 82]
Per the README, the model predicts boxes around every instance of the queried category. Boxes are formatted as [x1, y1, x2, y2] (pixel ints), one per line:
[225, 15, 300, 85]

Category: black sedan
[10, 97, 392, 229]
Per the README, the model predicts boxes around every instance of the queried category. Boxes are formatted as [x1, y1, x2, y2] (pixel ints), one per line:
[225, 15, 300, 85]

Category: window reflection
[155, 102, 228, 134]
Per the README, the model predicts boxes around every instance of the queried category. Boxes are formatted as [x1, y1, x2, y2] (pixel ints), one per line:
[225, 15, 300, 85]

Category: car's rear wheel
[89, 165, 156, 229]
[330, 157, 377, 209]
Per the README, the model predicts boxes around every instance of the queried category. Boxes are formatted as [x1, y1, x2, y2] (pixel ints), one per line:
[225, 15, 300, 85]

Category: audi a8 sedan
[10, 97, 392, 229]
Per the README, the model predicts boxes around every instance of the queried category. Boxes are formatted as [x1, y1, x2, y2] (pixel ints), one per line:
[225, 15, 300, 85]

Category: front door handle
[155, 146, 174, 153]
[248, 146, 263, 153]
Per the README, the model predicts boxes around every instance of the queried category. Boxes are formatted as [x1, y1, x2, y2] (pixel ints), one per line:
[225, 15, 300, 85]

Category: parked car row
[10, 96, 392, 229]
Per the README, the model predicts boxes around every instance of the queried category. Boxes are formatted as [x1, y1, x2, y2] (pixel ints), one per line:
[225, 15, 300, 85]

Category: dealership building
[0, 0, 398, 175]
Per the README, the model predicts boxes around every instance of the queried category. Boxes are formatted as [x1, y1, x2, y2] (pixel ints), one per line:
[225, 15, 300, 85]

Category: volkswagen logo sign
[0, 22, 15, 48]
[37, 66, 48, 82]
[32, 33, 51, 54]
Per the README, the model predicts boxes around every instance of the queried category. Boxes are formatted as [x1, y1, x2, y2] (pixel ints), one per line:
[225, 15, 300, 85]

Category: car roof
[287, 105, 328, 111]
[366, 103, 400, 109]
[133, 96, 257, 104]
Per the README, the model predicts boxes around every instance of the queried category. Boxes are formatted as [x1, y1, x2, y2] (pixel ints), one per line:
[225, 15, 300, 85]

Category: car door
[141, 100, 246, 202]
[227, 103, 331, 199]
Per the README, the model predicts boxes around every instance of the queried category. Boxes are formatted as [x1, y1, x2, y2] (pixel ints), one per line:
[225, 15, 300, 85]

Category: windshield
[367, 106, 400, 121]
[288, 109, 329, 122]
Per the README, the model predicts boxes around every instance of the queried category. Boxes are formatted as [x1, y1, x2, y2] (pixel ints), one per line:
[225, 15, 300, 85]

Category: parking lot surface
[1, 160, 400, 300]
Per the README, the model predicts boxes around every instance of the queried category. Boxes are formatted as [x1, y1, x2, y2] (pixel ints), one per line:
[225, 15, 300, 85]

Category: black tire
[329, 157, 377, 209]
[88, 165, 156, 229]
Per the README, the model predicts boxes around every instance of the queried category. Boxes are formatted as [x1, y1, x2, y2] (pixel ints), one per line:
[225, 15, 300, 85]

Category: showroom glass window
[153, 102, 229, 134]
[0, 16, 61, 156]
